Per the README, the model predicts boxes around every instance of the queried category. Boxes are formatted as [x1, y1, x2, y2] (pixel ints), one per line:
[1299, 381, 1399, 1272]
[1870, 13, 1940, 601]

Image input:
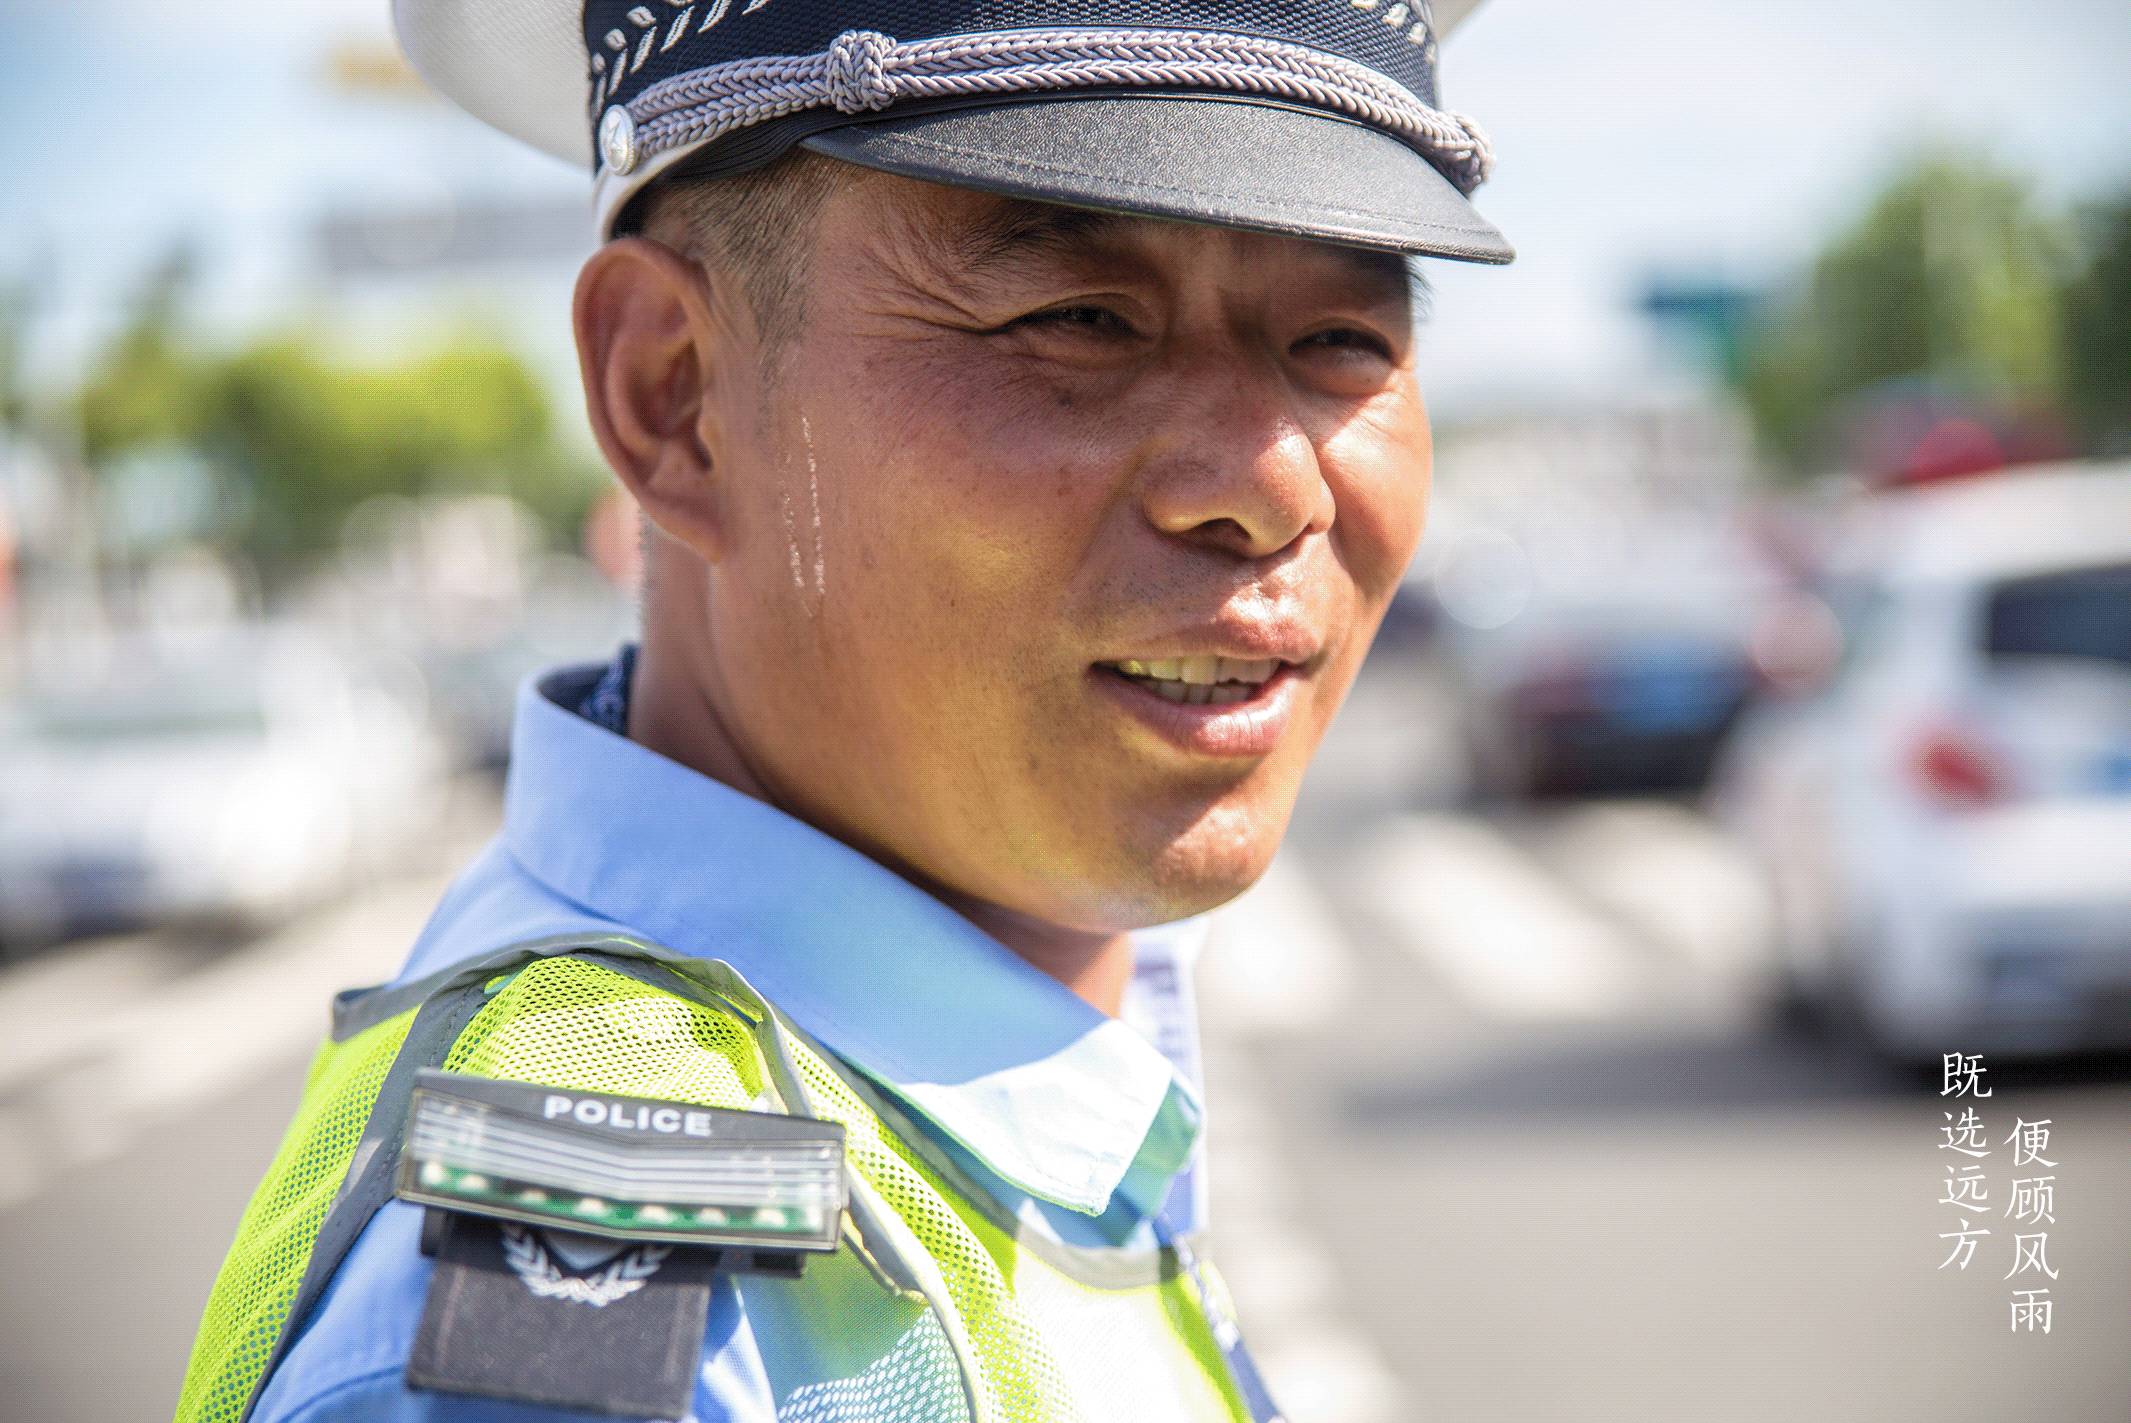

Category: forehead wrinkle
[939, 199, 1143, 286]
[947, 199, 1414, 298]
[1191, 222, 1417, 313]
[1280, 232, 1411, 303]
[867, 180, 1428, 326]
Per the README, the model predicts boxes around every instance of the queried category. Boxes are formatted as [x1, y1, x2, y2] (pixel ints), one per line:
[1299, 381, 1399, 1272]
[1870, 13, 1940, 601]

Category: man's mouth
[1097, 657, 1286, 705]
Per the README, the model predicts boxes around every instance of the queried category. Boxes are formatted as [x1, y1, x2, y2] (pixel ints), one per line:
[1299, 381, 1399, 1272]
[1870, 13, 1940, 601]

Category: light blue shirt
[250, 662, 1212, 1423]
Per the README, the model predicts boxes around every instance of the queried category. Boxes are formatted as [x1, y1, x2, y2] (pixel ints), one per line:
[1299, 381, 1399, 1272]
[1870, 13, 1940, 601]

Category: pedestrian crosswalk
[1198, 854, 1356, 1038]
[1528, 800, 1774, 981]
[1206, 802, 1776, 1031]
[1193, 799, 1777, 1423]
[1343, 812, 1652, 1020]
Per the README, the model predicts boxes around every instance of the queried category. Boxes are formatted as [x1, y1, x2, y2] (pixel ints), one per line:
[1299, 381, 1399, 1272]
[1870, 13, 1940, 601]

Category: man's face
[700, 170, 1431, 935]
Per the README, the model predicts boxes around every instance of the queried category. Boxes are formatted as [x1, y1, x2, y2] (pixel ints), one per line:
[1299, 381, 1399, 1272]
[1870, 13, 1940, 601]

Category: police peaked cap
[394, 0, 1512, 261]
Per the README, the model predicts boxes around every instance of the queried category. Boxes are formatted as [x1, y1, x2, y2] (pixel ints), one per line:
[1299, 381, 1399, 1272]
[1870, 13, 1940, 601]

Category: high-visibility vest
[176, 936, 1257, 1423]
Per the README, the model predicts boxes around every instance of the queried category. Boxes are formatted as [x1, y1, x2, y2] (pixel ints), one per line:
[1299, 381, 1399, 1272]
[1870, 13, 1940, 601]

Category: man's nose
[1135, 362, 1335, 561]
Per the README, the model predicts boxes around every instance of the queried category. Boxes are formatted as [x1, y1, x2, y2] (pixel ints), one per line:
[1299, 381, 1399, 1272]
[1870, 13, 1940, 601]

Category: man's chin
[1097, 797, 1294, 928]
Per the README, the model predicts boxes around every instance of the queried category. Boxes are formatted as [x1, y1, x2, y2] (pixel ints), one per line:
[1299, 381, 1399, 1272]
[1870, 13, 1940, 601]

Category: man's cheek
[1335, 455, 1430, 589]
[920, 375, 1119, 505]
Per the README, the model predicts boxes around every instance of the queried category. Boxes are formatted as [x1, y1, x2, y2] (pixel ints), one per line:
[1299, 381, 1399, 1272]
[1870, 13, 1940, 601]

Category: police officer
[178, 0, 1510, 1417]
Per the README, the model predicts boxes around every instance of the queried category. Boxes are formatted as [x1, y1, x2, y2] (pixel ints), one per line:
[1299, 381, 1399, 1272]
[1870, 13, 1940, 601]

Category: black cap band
[583, 0, 1446, 140]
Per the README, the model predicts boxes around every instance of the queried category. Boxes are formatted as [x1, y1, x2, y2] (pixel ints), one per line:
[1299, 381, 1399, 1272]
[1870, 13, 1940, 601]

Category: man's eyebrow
[943, 198, 1429, 314]
[944, 201, 1136, 282]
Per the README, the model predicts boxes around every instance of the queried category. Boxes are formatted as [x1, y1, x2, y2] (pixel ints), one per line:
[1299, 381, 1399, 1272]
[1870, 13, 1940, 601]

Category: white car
[0, 636, 445, 949]
[1713, 462, 2131, 1063]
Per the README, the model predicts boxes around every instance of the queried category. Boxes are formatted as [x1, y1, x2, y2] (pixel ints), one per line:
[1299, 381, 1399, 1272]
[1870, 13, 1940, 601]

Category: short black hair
[625, 146, 850, 356]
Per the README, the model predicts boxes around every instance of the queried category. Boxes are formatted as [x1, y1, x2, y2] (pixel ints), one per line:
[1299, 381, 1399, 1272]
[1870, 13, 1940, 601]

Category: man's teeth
[1110, 656, 1281, 705]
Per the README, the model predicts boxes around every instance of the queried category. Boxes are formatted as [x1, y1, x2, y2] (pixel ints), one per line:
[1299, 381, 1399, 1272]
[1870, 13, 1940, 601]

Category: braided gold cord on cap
[619, 25, 1495, 192]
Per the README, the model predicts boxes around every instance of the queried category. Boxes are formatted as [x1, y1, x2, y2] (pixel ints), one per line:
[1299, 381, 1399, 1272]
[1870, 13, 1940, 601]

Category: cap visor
[799, 93, 1512, 263]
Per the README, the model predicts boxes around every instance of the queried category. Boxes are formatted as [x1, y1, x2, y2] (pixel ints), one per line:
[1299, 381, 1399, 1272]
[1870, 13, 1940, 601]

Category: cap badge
[599, 104, 640, 174]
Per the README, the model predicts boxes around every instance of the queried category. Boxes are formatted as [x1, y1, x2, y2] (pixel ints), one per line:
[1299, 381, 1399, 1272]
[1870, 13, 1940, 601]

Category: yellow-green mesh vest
[177, 947, 1253, 1423]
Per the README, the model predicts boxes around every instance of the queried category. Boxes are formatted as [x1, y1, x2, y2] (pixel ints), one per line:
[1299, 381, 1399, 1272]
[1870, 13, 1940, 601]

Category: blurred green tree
[201, 336, 601, 575]
[1738, 154, 2073, 474]
[72, 254, 604, 580]
[75, 245, 210, 461]
[0, 270, 31, 435]
[2060, 190, 2131, 456]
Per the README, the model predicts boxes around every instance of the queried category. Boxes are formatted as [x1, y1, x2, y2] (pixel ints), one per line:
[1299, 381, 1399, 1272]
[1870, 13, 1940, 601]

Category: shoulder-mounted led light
[395, 1070, 848, 1260]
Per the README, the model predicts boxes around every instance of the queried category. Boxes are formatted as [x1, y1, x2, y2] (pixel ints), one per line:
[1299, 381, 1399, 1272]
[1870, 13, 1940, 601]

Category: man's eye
[1008, 305, 1135, 336]
[1295, 327, 1391, 359]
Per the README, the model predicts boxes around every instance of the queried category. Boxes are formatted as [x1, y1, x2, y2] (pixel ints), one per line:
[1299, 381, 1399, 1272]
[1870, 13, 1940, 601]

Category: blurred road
[1205, 659, 2131, 1423]
[2, 659, 2127, 1423]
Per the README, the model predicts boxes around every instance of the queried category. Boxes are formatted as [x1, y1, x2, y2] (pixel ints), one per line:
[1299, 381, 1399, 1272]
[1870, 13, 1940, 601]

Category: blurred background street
[5, 0, 2131, 1419]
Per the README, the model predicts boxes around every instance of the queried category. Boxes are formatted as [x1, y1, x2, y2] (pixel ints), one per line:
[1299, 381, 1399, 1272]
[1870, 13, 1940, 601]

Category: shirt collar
[502, 664, 1202, 1218]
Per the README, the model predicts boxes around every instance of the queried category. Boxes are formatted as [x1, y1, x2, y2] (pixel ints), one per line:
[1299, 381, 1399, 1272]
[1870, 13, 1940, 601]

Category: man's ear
[573, 236, 744, 562]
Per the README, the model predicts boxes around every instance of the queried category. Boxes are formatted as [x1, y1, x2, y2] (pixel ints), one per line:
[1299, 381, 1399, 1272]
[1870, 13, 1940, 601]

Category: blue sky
[1424, 0, 2131, 408]
[6, 0, 2129, 415]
